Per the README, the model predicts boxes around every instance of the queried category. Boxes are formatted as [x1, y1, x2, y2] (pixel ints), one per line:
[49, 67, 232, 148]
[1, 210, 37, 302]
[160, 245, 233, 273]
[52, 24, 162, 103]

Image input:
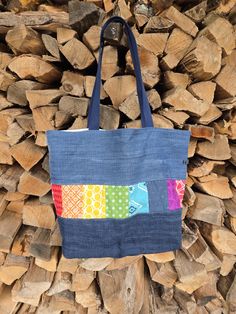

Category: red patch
[51, 184, 63, 216]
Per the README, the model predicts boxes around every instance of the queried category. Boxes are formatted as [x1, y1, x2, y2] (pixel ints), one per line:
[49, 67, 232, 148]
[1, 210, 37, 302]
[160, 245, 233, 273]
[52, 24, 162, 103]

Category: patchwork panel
[167, 179, 186, 210]
[51, 179, 186, 218]
[129, 182, 149, 215]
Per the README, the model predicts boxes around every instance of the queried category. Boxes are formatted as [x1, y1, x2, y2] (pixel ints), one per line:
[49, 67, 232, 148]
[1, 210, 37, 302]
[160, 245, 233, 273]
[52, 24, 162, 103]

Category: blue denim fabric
[47, 128, 191, 185]
[147, 180, 168, 213]
[57, 210, 182, 258]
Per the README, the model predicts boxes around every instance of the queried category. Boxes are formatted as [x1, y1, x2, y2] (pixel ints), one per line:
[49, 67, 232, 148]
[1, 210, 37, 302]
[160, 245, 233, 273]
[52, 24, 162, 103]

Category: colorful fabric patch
[51, 184, 63, 216]
[83, 185, 106, 218]
[61, 185, 84, 218]
[51, 179, 186, 219]
[167, 179, 186, 210]
[106, 186, 129, 218]
[129, 182, 149, 215]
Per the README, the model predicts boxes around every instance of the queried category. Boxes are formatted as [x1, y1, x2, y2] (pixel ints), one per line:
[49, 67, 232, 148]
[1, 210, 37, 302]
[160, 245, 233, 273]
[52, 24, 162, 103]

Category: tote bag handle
[87, 15, 154, 130]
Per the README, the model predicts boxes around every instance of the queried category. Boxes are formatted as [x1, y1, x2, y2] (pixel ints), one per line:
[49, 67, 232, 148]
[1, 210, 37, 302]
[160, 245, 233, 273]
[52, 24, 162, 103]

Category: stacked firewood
[0, 0, 236, 312]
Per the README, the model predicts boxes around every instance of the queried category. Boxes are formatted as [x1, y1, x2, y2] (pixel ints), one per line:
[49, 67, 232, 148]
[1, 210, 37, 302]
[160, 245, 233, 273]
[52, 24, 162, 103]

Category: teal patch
[129, 182, 149, 216]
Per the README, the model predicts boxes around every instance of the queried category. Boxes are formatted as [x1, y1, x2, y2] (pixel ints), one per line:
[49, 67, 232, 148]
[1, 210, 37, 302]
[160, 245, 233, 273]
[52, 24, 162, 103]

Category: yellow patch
[83, 185, 106, 218]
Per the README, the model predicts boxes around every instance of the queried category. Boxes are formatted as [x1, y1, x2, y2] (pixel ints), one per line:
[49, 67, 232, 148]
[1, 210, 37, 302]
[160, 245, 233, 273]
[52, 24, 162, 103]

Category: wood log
[71, 266, 96, 291]
[46, 271, 72, 296]
[160, 6, 198, 36]
[159, 109, 189, 127]
[105, 255, 142, 270]
[5, 24, 45, 55]
[80, 258, 113, 271]
[11, 225, 36, 257]
[214, 64, 236, 99]
[184, 124, 215, 142]
[163, 28, 193, 69]
[126, 46, 160, 88]
[188, 192, 225, 226]
[7, 80, 47, 107]
[188, 157, 224, 177]
[199, 223, 236, 255]
[193, 174, 233, 199]
[32, 106, 58, 132]
[50, 290, 77, 312]
[116, 0, 132, 21]
[147, 89, 162, 110]
[174, 250, 208, 293]
[101, 105, 119, 128]
[83, 25, 101, 51]
[180, 36, 222, 81]
[26, 89, 64, 110]
[18, 167, 50, 197]
[84, 76, 107, 99]
[184, 1, 207, 23]
[15, 114, 35, 134]
[23, 198, 55, 229]
[144, 16, 174, 33]
[103, 75, 136, 109]
[8, 55, 61, 84]
[0, 142, 13, 165]
[60, 38, 95, 70]
[136, 33, 168, 56]
[0, 52, 13, 70]
[98, 258, 144, 314]
[57, 255, 80, 274]
[0, 285, 18, 314]
[60, 71, 84, 96]
[0, 11, 69, 29]
[0, 164, 24, 192]
[198, 16, 235, 56]
[75, 280, 101, 308]
[68, 0, 104, 36]
[35, 246, 59, 272]
[94, 45, 119, 81]
[162, 87, 210, 117]
[59, 96, 89, 117]
[197, 104, 222, 125]
[57, 27, 76, 45]
[29, 227, 52, 260]
[0, 253, 29, 285]
[187, 81, 216, 104]
[0, 210, 22, 252]
[42, 34, 60, 61]
[146, 259, 177, 287]
[196, 134, 231, 160]
[163, 71, 190, 90]
[0, 70, 16, 92]
[184, 224, 221, 272]
[12, 260, 54, 306]
[124, 113, 173, 129]
[10, 138, 46, 171]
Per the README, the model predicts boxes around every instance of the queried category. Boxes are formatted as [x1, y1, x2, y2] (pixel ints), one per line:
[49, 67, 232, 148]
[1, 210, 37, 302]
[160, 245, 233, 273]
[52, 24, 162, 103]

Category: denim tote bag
[46, 16, 191, 259]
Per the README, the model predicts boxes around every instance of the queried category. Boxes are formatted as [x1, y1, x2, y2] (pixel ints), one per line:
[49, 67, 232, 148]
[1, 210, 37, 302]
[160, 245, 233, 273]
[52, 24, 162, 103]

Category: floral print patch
[167, 179, 186, 210]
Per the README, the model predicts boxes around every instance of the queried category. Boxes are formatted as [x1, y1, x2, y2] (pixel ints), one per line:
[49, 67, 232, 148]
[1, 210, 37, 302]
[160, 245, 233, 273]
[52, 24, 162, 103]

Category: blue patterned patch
[129, 182, 149, 216]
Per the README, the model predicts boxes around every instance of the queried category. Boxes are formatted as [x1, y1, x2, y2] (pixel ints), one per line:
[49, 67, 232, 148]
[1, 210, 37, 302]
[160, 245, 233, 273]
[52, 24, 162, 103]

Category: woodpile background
[0, 0, 236, 313]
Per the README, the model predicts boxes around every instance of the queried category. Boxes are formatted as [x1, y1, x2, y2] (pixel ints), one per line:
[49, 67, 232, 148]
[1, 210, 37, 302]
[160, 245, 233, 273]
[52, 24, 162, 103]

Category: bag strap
[87, 15, 154, 130]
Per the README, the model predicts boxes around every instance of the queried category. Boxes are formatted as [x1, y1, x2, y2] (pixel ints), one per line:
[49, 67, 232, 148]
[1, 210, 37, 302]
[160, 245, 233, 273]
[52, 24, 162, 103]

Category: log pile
[0, 0, 236, 313]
